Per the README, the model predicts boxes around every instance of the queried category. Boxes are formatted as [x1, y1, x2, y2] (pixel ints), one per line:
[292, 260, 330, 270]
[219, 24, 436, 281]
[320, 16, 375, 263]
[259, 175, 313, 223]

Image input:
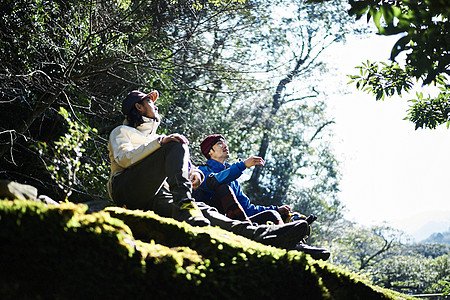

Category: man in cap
[107, 90, 311, 250]
[194, 134, 331, 260]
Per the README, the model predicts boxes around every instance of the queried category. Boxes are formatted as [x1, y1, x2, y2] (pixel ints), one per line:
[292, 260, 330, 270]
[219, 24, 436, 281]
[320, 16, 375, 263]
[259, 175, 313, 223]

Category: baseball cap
[122, 90, 159, 115]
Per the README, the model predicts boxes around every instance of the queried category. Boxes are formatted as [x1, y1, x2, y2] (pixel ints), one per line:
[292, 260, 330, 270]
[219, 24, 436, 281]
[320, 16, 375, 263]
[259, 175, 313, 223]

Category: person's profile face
[210, 138, 229, 161]
[136, 98, 160, 121]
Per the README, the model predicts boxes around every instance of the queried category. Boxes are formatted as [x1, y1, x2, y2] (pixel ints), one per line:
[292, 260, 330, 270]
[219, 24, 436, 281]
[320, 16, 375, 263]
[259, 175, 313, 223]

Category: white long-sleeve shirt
[108, 118, 164, 175]
[107, 117, 165, 197]
[107, 117, 203, 199]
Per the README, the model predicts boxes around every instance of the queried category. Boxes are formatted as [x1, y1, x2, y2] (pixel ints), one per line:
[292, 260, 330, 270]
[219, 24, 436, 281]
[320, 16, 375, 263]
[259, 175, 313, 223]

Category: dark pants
[250, 210, 283, 225]
[208, 184, 250, 222]
[203, 182, 283, 225]
[111, 141, 192, 213]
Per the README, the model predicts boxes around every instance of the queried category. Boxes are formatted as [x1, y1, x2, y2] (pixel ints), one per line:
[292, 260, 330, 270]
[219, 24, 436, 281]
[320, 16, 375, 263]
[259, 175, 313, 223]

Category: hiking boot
[305, 214, 317, 225]
[254, 220, 308, 249]
[292, 243, 330, 260]
[176, 201, 210, 227]
[301, 224, 312, 244]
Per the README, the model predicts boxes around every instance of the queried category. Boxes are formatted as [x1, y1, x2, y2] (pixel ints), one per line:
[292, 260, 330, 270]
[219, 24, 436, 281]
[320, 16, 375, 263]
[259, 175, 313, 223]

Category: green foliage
[330, 223, 450, 295]
[0, 199, 416, 299]
[34, 107, 98, 201]
[0, 0, 189, 198]
[348, 0, 449, 85]
[409, 243, 450, 258]
[441, 280, 450, 296]
[369, 254, 450, 295]
[348, 61, 414, 100]
[408, 88, 450, 130]
[331, 224, 404, 271]
[346, 0, 450, 129]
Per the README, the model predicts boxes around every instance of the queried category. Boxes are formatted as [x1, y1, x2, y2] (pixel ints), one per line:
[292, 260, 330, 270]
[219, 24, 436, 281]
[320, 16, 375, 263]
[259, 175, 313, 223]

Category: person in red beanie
[195, 134, 290, 224]
[194, 134, 331, 260]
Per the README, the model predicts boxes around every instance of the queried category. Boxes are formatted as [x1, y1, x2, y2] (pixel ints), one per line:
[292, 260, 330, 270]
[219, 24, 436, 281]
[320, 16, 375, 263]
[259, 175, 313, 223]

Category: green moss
[0, 199, 417, 299]
[106, 206, 330, 298]
[0, 199, 144, 298]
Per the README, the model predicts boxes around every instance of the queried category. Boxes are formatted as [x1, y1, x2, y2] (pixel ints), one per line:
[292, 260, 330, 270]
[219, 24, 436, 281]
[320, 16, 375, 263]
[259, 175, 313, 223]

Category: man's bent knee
[205, 174, 222, 191]
[162, 140, 189, 153]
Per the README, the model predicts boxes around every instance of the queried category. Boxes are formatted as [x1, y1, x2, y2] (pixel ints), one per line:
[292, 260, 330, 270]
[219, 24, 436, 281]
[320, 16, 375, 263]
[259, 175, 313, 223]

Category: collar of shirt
[206, 158, 230, 171]
[136, 116, 160, 136]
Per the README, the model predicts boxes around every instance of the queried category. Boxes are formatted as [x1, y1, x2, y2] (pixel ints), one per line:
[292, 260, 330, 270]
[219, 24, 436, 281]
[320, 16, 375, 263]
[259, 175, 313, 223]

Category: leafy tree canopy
[0, 0, 247, 199]
[344, 0, 450, 129]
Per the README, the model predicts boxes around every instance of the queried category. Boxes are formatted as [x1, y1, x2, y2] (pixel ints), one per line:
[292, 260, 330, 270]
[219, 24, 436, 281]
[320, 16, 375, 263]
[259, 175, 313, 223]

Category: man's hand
[244, 156, 265, 168]
[190, 171, 203, 190]
[161, 133, 189, 145]
[277, 205, 291, 216]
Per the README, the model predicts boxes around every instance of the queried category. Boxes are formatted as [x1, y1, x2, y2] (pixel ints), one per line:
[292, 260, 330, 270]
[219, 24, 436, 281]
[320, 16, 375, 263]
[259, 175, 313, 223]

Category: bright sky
[322, 34, 450, 242]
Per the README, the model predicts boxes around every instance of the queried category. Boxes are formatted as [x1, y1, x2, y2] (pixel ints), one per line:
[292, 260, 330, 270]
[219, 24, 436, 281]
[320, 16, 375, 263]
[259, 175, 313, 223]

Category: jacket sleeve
[109, 126, 162, 169]
[234, 183, 278, 216]
[197, 161, 246, 192]
[189, 164, 205, 181]
[197, 165, 213, 192]
[214, 161, 246, 184]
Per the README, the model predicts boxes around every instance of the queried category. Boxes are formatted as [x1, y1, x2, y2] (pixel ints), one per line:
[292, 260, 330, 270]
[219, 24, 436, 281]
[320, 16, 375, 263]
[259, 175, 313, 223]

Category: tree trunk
[248, 131, 269, 187]
[247, 66, 298, 190]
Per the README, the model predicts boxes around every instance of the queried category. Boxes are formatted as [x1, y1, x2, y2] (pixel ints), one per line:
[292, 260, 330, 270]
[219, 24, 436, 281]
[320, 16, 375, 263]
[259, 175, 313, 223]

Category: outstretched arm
[211, 155, 265, 185]
[244, 156, 265, 168]
[198, 156, 265, 192]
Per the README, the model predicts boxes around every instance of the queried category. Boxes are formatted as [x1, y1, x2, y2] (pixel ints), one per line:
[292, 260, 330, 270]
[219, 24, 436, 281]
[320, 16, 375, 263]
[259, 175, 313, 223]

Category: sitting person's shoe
[254, 220, 308, 249]
[177, 201, 210, 227]
[292, 243, 330, 260]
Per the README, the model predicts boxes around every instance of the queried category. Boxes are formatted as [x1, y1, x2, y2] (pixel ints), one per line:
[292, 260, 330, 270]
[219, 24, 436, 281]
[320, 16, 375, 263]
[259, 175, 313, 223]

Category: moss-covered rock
[0, 199, 416, 299]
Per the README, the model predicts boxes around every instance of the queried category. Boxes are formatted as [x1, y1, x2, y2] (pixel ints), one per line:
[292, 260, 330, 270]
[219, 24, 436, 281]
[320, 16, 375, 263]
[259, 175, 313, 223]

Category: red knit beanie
[200, 134, 225, 158]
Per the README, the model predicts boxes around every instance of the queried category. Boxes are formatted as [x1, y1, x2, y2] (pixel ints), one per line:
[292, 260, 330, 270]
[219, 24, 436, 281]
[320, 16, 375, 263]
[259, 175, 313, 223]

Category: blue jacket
[194, 159, 278, 217]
